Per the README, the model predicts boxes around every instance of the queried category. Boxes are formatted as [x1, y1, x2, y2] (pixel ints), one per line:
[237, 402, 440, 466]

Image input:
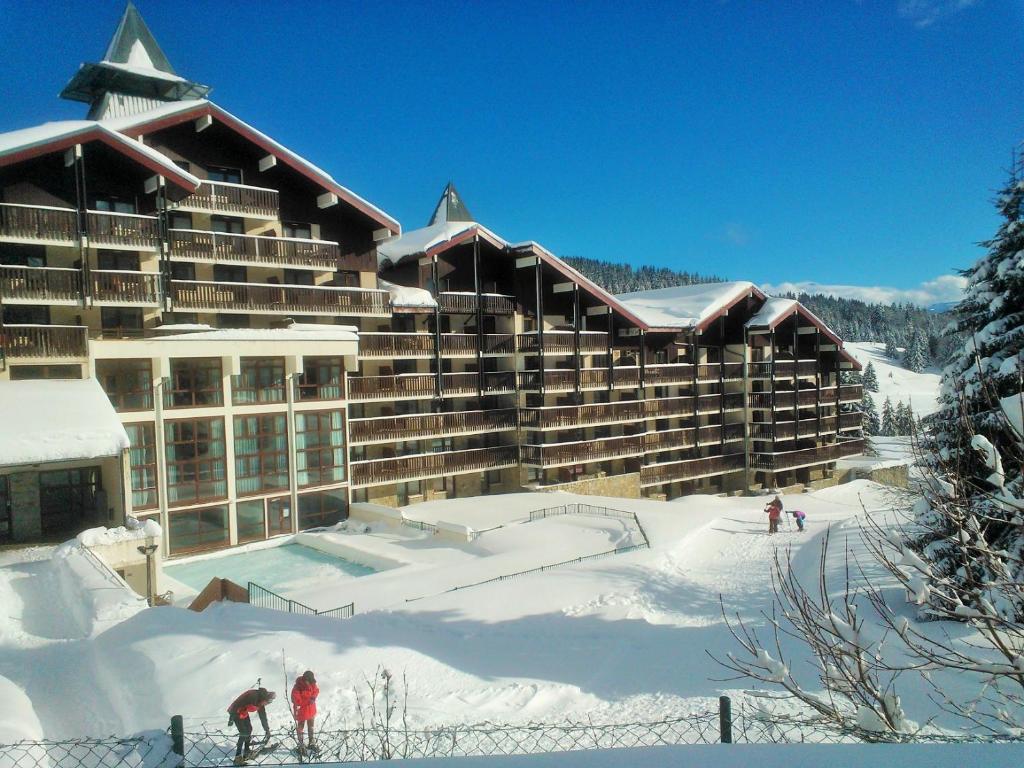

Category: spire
[428, 182, 474, 226]
[60, 3, 210, 118]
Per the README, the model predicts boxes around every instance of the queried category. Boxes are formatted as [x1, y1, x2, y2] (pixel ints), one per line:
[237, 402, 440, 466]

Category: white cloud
[761, 273, 967, 307]
[897, 0, 980, 28]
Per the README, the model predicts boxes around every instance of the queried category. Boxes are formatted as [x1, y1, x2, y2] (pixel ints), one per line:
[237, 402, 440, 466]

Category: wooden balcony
[351, 445, 518, 487]
[87, 211, 160, 250]
[521, 435, 644, 468]
[358, 333, 434, 358]
[645, 363, 694, 386]
[839, 384, 863, 403]
[0, 265, 81, 305]
[91, 270, 161, 306]
[438, 292, 515, 315]
[751, 416, 837, 441]
[579, 366, 641, 389]
[520, 400, 644, 430]
[1, 324, 88, 360]
[516, 331, 609, 355]
[349, 408, 518, 444]
[168, 180, 279, 219]
[748, 390, 823, 410]
[169, 279, 389, 316]
[0, 203, 78, 245]
[749, 439, 864, 472]
[643, 427, 696, 452]
[347, 371, 515, 401]
[696, 422, 746, 445]
[748, 360, 820, 379]
[168, 229, 340, 270]
[839, 412, 862, 431]
[645, 395, 695, 418]
[696, 362, 744, 381]
[640, 452, 745, 486]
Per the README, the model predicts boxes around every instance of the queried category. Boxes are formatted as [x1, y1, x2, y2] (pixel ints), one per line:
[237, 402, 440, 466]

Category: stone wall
[533, 472, 641, 499]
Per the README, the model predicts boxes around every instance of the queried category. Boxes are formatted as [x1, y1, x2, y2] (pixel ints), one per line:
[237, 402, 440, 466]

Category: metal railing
[247, 581, 353, 619]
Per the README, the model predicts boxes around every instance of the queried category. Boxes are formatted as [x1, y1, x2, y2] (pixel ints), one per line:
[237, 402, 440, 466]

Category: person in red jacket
[765, 496, 783, 535]
[227, 687, 275, 765]
[291, 670, 319, 755]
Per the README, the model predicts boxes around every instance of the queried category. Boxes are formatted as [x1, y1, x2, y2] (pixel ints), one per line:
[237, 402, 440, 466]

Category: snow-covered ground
[845, 341, 941, 418]
[0, 483, 933, 744]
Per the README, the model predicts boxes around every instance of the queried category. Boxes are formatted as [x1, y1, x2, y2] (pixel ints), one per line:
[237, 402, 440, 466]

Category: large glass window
[297, 489, 347, 530]
[98, 359, 153, 411]
[125, 422, 158, 510]
[39, 467, 101, 535]
[295, 410, 345, 487]
[168, 505, 228, 554]
[100, 307, 143, 338]
[267, 496, 292, 536]
[167, 358, 223, 408]
[165, 418, 226, 504]
[234, 414, 289, 495]
[233, 358, 285, 404]
[236, 499, 266, 543]
[297, 357, 343, 401]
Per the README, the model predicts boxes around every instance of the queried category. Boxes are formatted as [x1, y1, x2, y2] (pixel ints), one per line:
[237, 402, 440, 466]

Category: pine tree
[880, 396, 895, 436]
[862, 362, 879, 392]
[904, 331, 927, 373]
[861, 393, 881, 436]
[885, 333, 900, 360]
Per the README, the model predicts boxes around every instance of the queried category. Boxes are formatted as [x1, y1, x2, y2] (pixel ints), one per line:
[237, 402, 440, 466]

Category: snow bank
[76, 519, 161, 548]
[1001, 393, 1023, 434]
[380, 279, 438, 309]
[0, 379, 129, 466]
[0, 674, 45, 743]
[51, 543, 146, 637]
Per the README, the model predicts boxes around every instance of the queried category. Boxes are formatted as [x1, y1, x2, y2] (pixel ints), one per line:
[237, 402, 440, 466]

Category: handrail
[0, 263, 79, 273]
[169, 227, 339, 247]
[247, 581, 354, 619]
[173, 278, 386, 295]
[85, 209, 158, 220]
[0, 202, 77, 212]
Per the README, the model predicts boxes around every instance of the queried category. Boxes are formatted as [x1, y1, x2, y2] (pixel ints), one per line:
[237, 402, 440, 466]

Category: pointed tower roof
[428, 182, 474, 226]
[60, 3, 210, 117]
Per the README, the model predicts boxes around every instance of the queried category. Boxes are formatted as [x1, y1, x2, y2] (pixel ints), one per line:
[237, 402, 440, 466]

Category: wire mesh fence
[0, 732, 176, 768]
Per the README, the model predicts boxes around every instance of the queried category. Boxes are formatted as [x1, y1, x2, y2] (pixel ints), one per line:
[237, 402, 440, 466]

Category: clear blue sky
[1, 1, 1021, 299]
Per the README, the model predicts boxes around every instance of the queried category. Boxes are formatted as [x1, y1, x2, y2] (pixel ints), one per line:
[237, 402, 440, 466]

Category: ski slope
[844, 341, 941, 419]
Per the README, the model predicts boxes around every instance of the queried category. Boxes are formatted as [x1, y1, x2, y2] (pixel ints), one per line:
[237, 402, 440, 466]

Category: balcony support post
[691, 338, 699, 463]
[815, 328, 822, 439]
[71, 143, 91, 307]
[473, 234, 484, 397]
[719, 315, 726, 453]
[638, 329, 645, 393]
[534, 257, 545, 396]
[770, 329, 777, 487]
[742, 326, 751, 493]
[792, 321, 799, 446]
[156, 176, 171, 309]
[430, 254, 443, 399]
[572, 284, 581, 395]
[834, 348, 842, 445]
[606, 306, 613, 393]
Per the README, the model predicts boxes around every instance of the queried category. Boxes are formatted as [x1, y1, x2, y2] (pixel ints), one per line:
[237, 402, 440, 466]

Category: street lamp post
[137, 543, 158, 606]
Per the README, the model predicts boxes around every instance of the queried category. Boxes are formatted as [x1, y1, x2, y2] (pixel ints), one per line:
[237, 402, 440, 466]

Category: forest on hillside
[563, 255, 960, 367]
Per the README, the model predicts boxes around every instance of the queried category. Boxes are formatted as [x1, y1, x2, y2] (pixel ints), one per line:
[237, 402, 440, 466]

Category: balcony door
[206, 166, 242, 184]
[97, 250, 139, 271]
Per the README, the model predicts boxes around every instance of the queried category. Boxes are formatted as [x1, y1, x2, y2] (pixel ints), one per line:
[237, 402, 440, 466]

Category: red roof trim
[122, 103, 400, 234]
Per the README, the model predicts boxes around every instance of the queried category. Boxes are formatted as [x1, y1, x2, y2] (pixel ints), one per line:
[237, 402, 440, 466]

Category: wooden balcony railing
[696, 422, 746, 444]
[640, 453, 745, 486]
[0, 203, 78, 243]
[749, 439, 864, 471]
[696, 393, 722, 413]
[644, 427, 696, 452]
[521, 435, 644, 467]
[518, 369, 575, 391]
[87, 211, 160, 249]
[168, 228, 340, 270]
[91, 270, 161, 305]
[645, 396, 695, 418]
[0, 265, 80, 304]
[481, 334, 515, 355]
[695, 362, 745, 381]
[349, 408, 518, 444]
[748, 389, 823, 410]
[170, 279, 389, 316]
[520, 400, 645, 430]
[358, 333, 434, 357]
[437, 292, 515, 315]
[348, 370, 516, 400]
[839, 412, 862, 430]
[351, 445, 518, 487]
[748, 360, 821, 378]
[1, 324, 88, 360]
[839, 385, 863, 402]
[169, 181, 279, 218]
[440, 334, 478, 356]
[516, 331, 609, 355]
[645, 363, 694, 386]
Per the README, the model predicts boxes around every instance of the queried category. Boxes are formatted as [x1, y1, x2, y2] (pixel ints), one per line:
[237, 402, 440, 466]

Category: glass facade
[295, 410, 346, 486]
[167, 358, 223, 408]
[234, 414, 289, 495]
[165, 418, 227, 504]
[168, 505, 229, 554]
[233, 358, 285, 404]
[297, 357, 343, 400]
[236, 498, 267, 543]
[125, 422, 158, 509]
[298, 488, 348, 530]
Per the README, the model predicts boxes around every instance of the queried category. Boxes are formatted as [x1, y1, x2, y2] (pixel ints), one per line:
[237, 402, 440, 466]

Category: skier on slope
[227, 687, 276, 765]
[764, 495, 783, 535]
[789, 509, 806, 532]
[291, 670, 319, 756]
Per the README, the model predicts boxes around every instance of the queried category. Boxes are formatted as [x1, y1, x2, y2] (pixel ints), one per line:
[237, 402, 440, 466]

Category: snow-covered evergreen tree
[861, 393, 881, 436]
[880, 396, 895, 436]
[863, 361, 879, 392]
[904, 331, 927, 373]
[884, 334, 900, 360]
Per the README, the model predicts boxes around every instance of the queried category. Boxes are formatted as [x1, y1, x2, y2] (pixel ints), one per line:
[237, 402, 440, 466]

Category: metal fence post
[719, 696, 733, 744]
[171, 714, 185, 761]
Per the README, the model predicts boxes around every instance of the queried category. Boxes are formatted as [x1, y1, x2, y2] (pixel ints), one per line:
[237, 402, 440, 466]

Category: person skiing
[764, 495, 783, 534]
[291, 670, 319, 756]
[227, 687, 276, 765]
[790, 509, 806, 532]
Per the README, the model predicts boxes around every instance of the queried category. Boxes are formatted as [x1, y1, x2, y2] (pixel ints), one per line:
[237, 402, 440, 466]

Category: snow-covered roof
[380, 279, 437, 309]
[0, 379, 129, 467]
[746, 298, 799, 328]
[615, 282, 758, 330]
[0, 120, 201, 191]
[378, 221, 508, 266]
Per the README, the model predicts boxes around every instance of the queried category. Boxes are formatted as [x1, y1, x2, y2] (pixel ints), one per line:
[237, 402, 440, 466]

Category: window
[236, 499, 266, 543]
[10, 364, 82, 380]
[93, 196, 135, 214]
[284, 269, 314, 286]
[170, 262, 196, 281]
[283, 222, 312, 239]
[167, 358, 223, 408]
[213, 264, 246, 282]
[168, 505, 229, 554]
[233, 358, 285, 404]
[39, 467, 101, 535]
[217, 314, 250, 329]
[165, 418, 226, 504]
[335, 271, 360, 288]
[297, 357, 343, 400]
[234, 414, 289, 495]
[101, 307, 143, 338]
[207, 166, 242, 184]
[169, 212, 193, 230]
[295, 410, 345, 487]
[98, 359, 152, 411]
[211, 215, 244, 234]
[97, 250, 140, 271]
[125, 423, 158, 509]
[267, 496, 292, 536]
[297, 489, 347, 530]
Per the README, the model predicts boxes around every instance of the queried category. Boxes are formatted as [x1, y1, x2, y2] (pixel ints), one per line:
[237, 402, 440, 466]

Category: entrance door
[267, 496, 293, 536]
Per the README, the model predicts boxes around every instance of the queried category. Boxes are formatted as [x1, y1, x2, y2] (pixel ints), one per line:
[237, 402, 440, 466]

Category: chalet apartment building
[0, 6, 863, 556]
